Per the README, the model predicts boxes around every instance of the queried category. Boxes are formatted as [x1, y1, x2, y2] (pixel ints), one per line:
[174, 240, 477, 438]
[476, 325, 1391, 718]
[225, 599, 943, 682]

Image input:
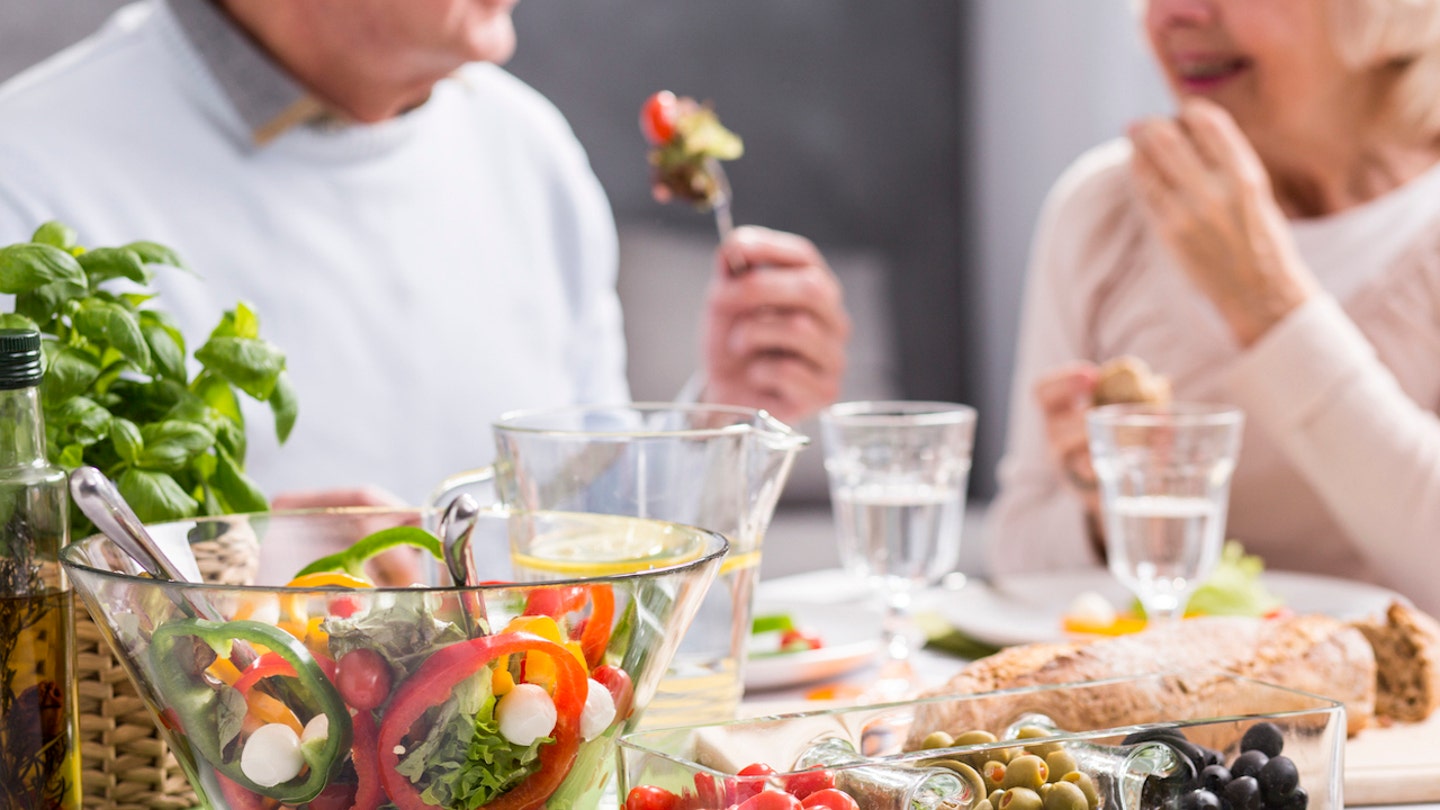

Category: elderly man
[0, 0, 849, 504]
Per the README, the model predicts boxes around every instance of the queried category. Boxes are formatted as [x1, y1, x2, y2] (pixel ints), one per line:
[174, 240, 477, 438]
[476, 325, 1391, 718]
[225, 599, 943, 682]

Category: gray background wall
[0, 0, 1169, 507]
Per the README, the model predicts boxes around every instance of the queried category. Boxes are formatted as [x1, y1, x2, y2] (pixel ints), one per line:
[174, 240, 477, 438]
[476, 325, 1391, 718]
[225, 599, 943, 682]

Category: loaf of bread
[909, 614, 1376, 745]
[1092, 355, 1171, 406]
[1352, 601, 1440, 722]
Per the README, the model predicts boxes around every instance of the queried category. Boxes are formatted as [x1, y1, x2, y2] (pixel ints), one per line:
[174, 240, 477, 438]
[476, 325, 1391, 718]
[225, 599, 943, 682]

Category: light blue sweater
[0, 2, 628, 503]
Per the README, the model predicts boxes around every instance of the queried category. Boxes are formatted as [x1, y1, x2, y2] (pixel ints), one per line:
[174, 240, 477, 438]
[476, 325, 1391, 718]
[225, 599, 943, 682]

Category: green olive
[975, 801, 995, 810]
[1014, 725, 1062, 758]
[1045, 749, 1079, 782]
[990, 789, 1006, 808]
[920, 730, 956, 750]
[1043, 780, 1089, 810]
[953, 729, 1010, 767]
[954, 729, 1000, 747]
[982, 760, 1008, 793]
[1002, 754, 1049, 790]
[999, 787, 1044, 810]
[1061, 771, 1100, 810]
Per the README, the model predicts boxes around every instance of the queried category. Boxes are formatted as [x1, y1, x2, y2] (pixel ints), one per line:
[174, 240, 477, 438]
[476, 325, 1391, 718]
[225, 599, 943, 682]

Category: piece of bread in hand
[1093, 355, 1172, 406]
[1351, 600, 1440, 723]
[909, 614, 1376, 744]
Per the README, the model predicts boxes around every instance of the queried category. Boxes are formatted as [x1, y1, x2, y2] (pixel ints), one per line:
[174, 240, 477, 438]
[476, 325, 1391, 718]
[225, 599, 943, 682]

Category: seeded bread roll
[1092, 355, 1171, 407]
[909, 615, 1376, 745]
[1351, 601, 1440, 723]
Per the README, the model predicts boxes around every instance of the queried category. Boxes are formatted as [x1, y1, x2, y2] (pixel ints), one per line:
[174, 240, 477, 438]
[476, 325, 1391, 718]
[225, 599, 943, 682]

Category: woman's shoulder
[1042, 138, 1141, 225]
[1031, 138, 1149, 274]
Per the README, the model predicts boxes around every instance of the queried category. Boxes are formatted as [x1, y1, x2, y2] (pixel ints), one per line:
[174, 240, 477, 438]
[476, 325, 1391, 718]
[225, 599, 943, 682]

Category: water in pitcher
[832, 482, 964, 594]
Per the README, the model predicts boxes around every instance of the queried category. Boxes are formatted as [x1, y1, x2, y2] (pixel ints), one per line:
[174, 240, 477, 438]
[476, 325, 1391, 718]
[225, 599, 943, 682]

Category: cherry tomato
[591, 664, 634, 720]
[737, 789, 803, 810]
[781, 768, 834, 800]
[625, 785, 681, 810]
[800, 788, 860, 810]
[336, 648, 392, 711]
[779, 628, 823, 652]
[732, 763, 777, 803]
[640, 90, 679, 145]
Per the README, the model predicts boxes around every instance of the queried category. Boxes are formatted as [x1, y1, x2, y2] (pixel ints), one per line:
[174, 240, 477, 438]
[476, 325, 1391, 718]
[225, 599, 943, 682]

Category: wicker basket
[75, 527, 260, 809]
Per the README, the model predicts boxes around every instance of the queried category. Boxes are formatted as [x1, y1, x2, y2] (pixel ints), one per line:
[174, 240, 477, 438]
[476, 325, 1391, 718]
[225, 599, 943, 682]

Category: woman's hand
[701, 225, 851, 424]
[1128, 98, 1318, 346]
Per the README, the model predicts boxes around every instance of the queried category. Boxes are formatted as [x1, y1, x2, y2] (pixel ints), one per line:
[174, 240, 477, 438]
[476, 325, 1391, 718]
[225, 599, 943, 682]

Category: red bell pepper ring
[351, 709, 385, 810]
[525, 585, 616, 669]
[377, 632, 586, 810]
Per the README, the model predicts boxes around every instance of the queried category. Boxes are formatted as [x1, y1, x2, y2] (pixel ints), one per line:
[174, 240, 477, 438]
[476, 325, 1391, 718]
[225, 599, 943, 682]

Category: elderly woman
[988, 0, 1440, 614]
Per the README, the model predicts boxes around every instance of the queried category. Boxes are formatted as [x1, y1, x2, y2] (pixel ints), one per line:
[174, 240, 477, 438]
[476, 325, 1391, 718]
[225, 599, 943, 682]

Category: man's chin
[469, 16, 517, 65]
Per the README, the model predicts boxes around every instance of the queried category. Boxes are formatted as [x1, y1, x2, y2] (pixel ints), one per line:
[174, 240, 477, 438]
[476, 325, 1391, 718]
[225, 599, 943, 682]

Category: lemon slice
[512, 515, 708, 577]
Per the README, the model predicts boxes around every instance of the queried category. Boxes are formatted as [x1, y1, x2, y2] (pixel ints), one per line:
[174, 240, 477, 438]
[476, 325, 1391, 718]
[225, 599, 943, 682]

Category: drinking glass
[819, 401, 976, 697]
[1086, 402, 1244, 633]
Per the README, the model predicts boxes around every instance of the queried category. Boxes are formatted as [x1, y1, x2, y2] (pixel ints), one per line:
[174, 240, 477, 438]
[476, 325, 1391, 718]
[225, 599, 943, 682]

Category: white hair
[1328, 0, 1440, 137]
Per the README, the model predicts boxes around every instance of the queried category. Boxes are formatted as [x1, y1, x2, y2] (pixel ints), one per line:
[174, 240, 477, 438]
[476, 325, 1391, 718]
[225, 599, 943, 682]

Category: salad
[639, 90, 743, 211]
[749, 613, 824, 658]
[1063, 541, 1287, 636]
[141, 527, 635, 810]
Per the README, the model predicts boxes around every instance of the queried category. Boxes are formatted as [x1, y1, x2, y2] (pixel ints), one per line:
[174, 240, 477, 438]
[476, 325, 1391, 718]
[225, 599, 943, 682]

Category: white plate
[744, 599, 883, 692]
[937, 569, 1406, 649]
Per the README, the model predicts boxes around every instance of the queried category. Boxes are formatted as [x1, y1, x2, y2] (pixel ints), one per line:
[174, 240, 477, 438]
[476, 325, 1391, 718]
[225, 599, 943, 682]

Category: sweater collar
[163, 0, 331, 145]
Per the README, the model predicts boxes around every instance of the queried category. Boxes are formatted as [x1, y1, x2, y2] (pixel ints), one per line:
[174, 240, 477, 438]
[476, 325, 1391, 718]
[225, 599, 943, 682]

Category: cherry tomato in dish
[336, 648, 392, 711]
[641, 90, 679, 145]
[780, 628, 823, 652]
[625, 785, 680, 810]
[737, 789, 803, 810]
[733, 762, 777, 802]
[781, 768, 835, 800]
[305, 781, 358, 810]
[801, 788, 860, 810]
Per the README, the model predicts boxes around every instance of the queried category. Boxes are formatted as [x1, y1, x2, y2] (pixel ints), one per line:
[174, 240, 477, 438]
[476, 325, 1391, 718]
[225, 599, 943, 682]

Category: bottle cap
[0, 328, 43, 390]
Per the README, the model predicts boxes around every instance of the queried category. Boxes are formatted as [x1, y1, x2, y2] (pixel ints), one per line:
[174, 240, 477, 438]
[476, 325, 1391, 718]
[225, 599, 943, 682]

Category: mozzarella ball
[580, 678, 617, 740]
[240, 723, 304, 787]
[301, 713, 329, 745]
[495, 683, 557, 746]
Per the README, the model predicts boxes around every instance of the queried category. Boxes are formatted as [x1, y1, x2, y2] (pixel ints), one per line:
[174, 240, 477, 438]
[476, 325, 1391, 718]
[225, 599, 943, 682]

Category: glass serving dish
[618, 673, 1344, 810]
[61, 507, 727, 810]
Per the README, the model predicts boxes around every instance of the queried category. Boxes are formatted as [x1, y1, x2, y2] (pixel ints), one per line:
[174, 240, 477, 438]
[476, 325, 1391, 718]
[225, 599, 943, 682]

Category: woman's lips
[1171, 56, 1251, 92]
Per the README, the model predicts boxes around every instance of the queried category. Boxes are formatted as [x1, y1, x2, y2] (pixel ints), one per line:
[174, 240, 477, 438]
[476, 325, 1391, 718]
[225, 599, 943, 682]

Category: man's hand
[700, 225, 850, 424]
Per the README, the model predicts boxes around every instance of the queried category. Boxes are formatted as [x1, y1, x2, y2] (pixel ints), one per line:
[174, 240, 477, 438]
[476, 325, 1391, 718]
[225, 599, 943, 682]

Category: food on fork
[640, 90, 744, 210]
[1092, 355, 1172, 407]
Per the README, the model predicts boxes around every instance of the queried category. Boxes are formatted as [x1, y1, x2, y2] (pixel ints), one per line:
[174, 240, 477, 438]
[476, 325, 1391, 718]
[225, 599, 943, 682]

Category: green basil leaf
[140, 313, 186, 382]
[0, 313, 38, 331]
[215, 417, 246, 464]
[208, 303, 260, 341]
[213, 446, 268, 514]
[194, 336, 284, 400]
[47, 396, 112, 446]
[31, 222, 78, 251]
[38, 345, 101, 407]
[0, 243, 86, 294]
[269, 371, 297, 444]
[73, 299, 152, 373]
[116, 468, 199, 523]
[110, 417, 143, 465]
[191, 370, 243, 426]
[57, 444, 84, 470]
[137, 420, 215, 472]
[15, 279, 87, 322]
[124, 240, 189, 272]
[78, 247, 152, 286]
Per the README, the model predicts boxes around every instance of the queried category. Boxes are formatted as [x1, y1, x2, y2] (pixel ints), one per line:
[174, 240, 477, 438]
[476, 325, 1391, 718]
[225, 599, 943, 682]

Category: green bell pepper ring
[293, 525, 443, 579]
[148, 618, 354, 804]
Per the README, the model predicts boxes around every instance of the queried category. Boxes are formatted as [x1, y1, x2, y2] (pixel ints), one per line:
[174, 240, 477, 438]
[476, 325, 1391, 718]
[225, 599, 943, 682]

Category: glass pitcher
[430, 403, 808, 727]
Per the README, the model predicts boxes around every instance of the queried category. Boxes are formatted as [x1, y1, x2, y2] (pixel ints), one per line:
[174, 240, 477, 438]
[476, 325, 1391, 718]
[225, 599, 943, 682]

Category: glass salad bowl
[61, 506, 727, 810]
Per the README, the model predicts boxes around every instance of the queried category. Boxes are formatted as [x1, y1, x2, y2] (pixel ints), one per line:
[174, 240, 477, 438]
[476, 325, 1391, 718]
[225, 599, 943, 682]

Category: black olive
[1258, 756, 1299, 805]
[1199, 764, 1232, 795]
[1231, 750, 1269, 780]
[1224, 776, 1263, 810]
[1281, 785, 1309, 810]
[1199, 747, 1223, 768]
[1177, 788, 1222, 810]
[1240, 722, 1285, 758]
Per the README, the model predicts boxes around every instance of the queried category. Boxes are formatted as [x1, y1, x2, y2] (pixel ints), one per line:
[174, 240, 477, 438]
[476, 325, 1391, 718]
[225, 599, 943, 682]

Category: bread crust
[909, 615, 1376, 745]
[1352, 601, 1440, 722]
[1092, 355, 1171, 407]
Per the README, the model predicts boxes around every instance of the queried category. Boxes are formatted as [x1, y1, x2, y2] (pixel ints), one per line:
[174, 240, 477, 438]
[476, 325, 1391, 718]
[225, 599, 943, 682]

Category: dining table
[742, 568, 1440, 810]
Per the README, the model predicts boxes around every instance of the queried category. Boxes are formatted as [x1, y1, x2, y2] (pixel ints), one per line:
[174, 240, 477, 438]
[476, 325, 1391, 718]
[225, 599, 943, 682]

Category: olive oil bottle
[0, 328, 79, 810]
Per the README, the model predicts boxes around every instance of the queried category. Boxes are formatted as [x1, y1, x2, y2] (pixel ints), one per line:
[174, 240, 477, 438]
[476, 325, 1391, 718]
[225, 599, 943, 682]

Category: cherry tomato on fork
[640, 90, 679, 145]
